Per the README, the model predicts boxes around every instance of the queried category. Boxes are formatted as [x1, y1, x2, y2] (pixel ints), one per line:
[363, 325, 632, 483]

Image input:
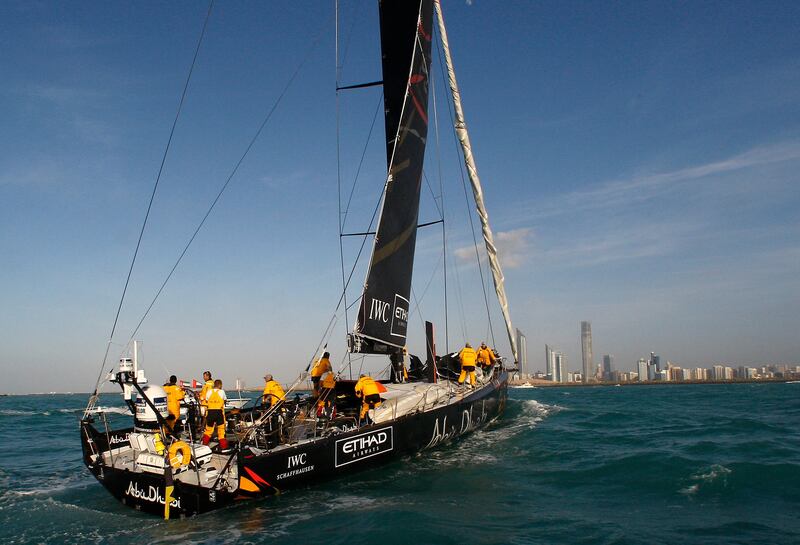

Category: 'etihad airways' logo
[335, 427, 393, 468]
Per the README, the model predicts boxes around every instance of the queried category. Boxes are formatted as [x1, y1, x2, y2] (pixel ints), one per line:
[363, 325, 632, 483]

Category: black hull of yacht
[81, 372, 508, 517]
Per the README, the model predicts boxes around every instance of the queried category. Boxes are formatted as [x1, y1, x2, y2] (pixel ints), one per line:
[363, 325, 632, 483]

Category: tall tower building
[554, 350, 566, 383]
[637, 358, 648, 382]
[602, 354, 613, 381]
[545, 344, 554, 381]
[649, 352, 661, 373]
[581, 321, 593, 383]
[516, 329, 527, 375]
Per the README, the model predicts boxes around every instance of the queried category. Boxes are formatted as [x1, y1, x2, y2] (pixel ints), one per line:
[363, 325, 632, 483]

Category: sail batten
[352, 0, 434, 354]
[434, 0, 519, 364]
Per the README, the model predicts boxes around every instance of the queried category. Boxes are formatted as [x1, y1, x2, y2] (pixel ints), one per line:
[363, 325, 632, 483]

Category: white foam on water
[679, 464, 732, 495]
[0, 409, 43, 416]
[2, 473, 91, 502]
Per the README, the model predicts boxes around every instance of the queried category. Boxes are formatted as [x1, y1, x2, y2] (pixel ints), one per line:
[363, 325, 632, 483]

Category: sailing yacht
[80, 0, 517, 518]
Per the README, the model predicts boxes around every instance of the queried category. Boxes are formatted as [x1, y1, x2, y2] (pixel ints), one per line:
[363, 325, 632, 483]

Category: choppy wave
[1, 385, 799, 544]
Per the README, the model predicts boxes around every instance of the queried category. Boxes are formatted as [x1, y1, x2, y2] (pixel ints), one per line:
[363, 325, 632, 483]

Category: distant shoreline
[4, 379, 797, 396]
[509, 377, 798, 387]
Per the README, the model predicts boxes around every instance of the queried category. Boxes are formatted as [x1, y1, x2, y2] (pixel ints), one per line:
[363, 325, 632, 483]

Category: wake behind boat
[81, 0, 519, 518]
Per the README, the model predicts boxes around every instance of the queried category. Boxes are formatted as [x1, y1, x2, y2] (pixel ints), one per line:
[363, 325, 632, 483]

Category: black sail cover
[352, 0, 433, 353]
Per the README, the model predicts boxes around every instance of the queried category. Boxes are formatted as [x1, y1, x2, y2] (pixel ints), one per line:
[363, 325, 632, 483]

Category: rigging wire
[341, 93, 384, 230]
[122, 12, 330, 350]
[86, 0, 215, 410]
[433, 27, 497, 349]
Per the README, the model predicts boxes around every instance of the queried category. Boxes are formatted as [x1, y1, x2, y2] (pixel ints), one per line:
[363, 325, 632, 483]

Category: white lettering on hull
[335, 427, 394, 467]
[125, 481, 181, 509]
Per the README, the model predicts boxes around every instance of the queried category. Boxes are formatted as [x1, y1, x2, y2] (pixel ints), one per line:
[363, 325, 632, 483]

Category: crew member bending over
[458, 343, 478, 386]
[310, 352, 332, 395]
[202, 379, 229, 450]
[354, 374, 382, 423]
[476, 342, 497, 374]
[262, 374, 286, 408]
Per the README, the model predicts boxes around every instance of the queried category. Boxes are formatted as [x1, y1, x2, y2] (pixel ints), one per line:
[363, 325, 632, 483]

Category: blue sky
[2, 1, 799, 394]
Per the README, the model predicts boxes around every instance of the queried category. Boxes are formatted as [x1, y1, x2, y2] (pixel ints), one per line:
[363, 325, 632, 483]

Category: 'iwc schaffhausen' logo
[335, 427, 394, 468]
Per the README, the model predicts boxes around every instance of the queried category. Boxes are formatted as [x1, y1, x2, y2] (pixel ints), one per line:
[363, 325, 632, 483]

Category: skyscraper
[602, 354, 613, 381]
[649, 352, 661, 373]
[545, 344, 566, 382]
[516, 329, 527, 375]
[581, 321, 593, 383]
[637, 358, 648, 382]
[554, 350, 566, 383]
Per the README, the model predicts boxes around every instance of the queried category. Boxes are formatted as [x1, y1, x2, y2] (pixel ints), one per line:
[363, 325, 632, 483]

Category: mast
[350, 0, 434, 355]
[433, 0, 519, 364]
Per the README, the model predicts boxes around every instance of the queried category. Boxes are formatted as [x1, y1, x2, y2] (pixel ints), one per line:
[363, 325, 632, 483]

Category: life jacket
[311, 357, 332, 378]
[320, 371, 336, 389]
[459, 347, 477, 367]
[199, 379, 213, 406]
[163, 384, 183, 415]
[205, 388, 226, 411]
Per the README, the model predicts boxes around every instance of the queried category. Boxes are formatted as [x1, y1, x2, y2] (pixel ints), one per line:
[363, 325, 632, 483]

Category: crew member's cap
[465, 342, 472, 348]
[264, 374, 273, 381]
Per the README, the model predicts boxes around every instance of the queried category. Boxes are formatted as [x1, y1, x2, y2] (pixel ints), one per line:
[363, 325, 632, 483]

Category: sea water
[1, 383, 798, 544]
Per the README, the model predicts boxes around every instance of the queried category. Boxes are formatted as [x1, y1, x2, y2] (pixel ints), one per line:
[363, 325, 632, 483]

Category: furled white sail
[434, 0, 519, 364]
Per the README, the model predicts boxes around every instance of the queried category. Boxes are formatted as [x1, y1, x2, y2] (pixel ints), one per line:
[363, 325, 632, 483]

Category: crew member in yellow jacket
[162, 375, 184, 433]
[261, 374, 286, 408]
[310, 352, 332, 395]
[476, 342, 497, 372]
[354, 374, 382, 422]
[202, 379, 229, 450]
[317, 371, 337, 417]
[198, 371, 213, 417]
[458, 342, 478, 386]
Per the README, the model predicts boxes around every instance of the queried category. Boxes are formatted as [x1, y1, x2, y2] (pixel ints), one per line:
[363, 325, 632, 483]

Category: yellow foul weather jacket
[354, 376, 381, 398]
[199, 379, 213, 407]
[320, 372, 336, 390]
[476, 347, 496, 366]
[311, 357, 332, 378]
[262, 380, 286, 406]
[163, 384, 184, 417]
[459, 346, 477, 368]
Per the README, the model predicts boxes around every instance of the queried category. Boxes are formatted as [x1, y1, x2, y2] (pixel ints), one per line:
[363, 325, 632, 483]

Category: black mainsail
[351, 0, 433, 354]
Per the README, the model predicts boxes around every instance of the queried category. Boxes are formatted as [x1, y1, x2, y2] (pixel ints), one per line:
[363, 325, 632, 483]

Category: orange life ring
[168, 441, 192, 468]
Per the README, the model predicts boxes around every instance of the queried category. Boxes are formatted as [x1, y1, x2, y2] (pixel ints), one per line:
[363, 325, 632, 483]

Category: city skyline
[539, 322, 799, 378]
[2, 2, 800, 393]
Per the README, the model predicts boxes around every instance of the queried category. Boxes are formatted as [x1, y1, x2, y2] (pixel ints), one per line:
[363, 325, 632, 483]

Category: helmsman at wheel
[262, 374, 286, 408]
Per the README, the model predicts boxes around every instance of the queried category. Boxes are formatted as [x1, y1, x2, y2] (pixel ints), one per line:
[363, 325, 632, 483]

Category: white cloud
[454, 227, 532, 269]
[523, 140, 800, 221]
